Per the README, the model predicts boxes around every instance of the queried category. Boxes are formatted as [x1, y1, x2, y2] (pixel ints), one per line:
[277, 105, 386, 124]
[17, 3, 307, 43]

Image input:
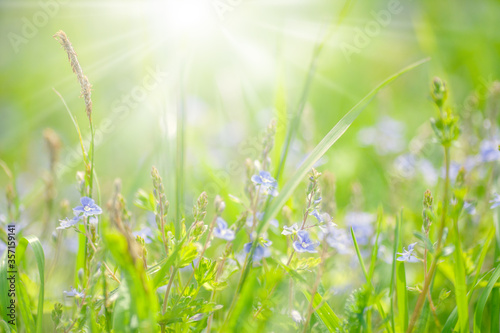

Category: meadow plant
[1, 30, 500, 333]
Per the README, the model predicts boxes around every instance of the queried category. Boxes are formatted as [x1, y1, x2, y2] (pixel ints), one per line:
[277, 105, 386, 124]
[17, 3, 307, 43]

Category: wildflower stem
[162, 266, 178, 315]
[407, 146, 450, 333]
[302, 243, 327, 333]
[176, 215, 217, 302]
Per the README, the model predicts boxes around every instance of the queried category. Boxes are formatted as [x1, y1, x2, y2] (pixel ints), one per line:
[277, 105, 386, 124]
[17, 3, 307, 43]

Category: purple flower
[291, 310, 304, 323]
[358, 116, 405, 155]
[213, 217, 235, 241]
[345, 212, 374, 246]
[394, 154, 418, 178]
[463, 202, 476, 215]
[133, 227, 155, 244]
[244, 239, 272, 261]
[73, 197, 102, 217]
[490, 194, 500, 209]
[480, 139, 500, 162]
[293, 230, 318, 253]
[397, 243, 419, 263]
[57, 214, 82, 230]
[310, 210, 323, 223]
[251, 171, 278, 196]
[282, 223, 300, 236]
[64, 286, 85, 298]
[246, 212, 278, 229]
[320, 223, 351, 254]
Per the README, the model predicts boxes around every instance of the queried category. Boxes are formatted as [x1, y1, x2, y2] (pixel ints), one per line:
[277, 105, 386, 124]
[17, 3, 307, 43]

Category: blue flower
[310, 210, 323, 223]
[213, 217, 235, 241]
[246, 212, 278, 229]
[490, 194, 500, 209]
[290, 310, 304, 324]
[251, 171, 278, 196]
[73, 197, 102, 217]
[244, 239, 272, 261]
[320, 224, 351, 254]
[463, 202, 476, 215]
[133, 227, 155, 244]
[57, 214, 82, 230]
[293, 230, 318, 253]
[345, 212, 374, 246]
[480, 139, 500, 162]
[397, 243, 419, 263]
[64, 286, 85, 298]
[282, 223, 299, 236]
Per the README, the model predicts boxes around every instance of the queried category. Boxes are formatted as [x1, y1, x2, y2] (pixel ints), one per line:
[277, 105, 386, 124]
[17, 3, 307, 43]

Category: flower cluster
[251, 171, 279, 197]
[57, 197, 102, 230]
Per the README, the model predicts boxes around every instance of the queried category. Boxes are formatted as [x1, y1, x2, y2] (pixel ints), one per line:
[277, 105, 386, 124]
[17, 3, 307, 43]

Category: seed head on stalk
[53, 30, 93, 122]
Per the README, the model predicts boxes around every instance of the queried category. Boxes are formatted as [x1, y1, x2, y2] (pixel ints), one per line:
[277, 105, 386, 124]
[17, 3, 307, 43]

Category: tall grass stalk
[407, 145, 451, 333]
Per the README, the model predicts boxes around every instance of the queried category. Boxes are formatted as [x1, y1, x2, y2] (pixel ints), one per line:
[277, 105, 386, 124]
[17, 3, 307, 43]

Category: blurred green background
[1, 0, 499, 224]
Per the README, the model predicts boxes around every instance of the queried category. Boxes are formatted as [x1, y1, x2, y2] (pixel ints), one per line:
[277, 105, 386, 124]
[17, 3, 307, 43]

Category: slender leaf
[16, 236, 45, 333]
[452, 218, 468, 332]
[368, 208, 383, 281]
[260, 58, 430, 235]
[473, 263, 500, 332]
[303, 290, 342, 331]
[395, 212, 408, 332]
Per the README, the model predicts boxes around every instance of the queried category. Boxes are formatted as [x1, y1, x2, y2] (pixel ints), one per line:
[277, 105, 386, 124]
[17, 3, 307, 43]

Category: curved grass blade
[303, 290, 342, 331]
[473, 263, 500, 332]
[15, 236, 45, 333]
[452, 219, 468, 332]
[0, 319, 11, 332]
[259, 57, 430, 236]
[442, 228, 495, 332]
[351, 227, 390, 332]
[274, 0, 354, 182]
[239, 58, 430, 296]
[368, 208, 383, 281]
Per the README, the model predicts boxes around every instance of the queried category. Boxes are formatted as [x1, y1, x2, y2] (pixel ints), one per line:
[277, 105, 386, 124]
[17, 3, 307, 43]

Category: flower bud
[215, 195, 225, 215]
[431, 77, 447, 108]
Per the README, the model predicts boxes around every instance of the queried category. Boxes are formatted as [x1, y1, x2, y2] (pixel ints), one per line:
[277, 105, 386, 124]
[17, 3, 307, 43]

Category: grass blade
[473, 263, 500, 332]
[15, 236, 45, 333]
[452, 218, 469, 332]
[303, 290, 342, 331]
[394, 211, 408, 332]
[259, 58, 430, 234]
[442, 228, 495, 332]
[275, 0, 354, 182]
[369, 208, 383, 281]
[0, 319, 11, 332]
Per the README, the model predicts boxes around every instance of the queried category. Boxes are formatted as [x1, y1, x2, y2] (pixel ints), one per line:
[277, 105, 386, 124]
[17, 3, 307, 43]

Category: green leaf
[394, 212, 408, 332]
[0, 319, 11, 332]
[303, 290, 342, 331]
[103, 231, 157, 332]
[473, 263, 500, 332]
[451, 217, 468, 332]
[368, 208, 383, 281]
[15, 236, 45, 333]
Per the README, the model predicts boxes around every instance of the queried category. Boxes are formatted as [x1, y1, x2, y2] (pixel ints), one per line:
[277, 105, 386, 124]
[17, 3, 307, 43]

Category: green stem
[162, 266, 178, 315]
[407, 146, 450, 333]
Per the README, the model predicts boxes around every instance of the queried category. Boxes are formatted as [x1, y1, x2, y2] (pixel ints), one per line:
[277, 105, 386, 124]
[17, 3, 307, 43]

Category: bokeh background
[1, 0, 500, 302]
